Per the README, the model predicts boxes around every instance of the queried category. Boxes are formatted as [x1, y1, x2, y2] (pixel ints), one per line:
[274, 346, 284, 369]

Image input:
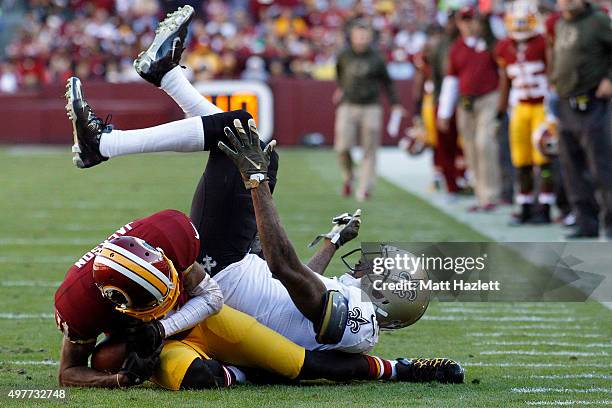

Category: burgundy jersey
[447, 37, 499, 97]
[54, 210, 200, 343]
[495, 34, 548, 103]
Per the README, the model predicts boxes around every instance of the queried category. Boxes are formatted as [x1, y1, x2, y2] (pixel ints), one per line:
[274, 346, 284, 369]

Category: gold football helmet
[505, 0, 540, 41]
[93, 236, 181, 322]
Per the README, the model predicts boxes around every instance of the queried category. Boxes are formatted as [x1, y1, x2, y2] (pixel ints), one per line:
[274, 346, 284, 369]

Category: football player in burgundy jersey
[495, 0, 556, 225]
[55, 209, 226, 388]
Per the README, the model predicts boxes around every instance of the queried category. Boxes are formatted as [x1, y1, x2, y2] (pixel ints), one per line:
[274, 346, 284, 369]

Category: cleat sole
[65, 77, 83, 168]
[135, 5, 194, 76]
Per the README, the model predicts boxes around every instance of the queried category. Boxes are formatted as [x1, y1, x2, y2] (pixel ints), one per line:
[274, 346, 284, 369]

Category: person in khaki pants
[334, 20, 403, 201]
[438, 6, 501, 211]
[455, 92, 500, 209]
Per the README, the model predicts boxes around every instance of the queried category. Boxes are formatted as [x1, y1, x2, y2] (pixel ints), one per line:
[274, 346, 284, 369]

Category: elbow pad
[315, 290, 349, 344]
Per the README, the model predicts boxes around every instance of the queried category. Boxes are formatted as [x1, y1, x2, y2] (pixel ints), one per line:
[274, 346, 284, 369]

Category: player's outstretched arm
[217, 119, 327, 324]
[251, 183, 327, 323]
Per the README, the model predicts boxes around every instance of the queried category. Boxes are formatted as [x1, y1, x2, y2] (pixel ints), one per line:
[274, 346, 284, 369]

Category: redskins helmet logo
[93, 236, 180, 321]
[534, 117, 559, 156]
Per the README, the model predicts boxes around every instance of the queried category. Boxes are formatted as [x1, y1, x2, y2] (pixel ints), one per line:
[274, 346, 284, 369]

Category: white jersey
[214, 254, 379, 353]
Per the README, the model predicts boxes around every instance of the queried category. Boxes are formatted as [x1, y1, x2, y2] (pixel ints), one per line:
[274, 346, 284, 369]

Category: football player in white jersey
[215, 118, 430, 353]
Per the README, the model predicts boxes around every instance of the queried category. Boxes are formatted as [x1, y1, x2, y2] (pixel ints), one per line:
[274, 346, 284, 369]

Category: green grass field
[0, 147, 610, 407]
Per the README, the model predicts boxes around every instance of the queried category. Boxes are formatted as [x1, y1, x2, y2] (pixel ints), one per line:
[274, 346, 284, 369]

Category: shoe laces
[89, 113, 112, 133]
[410, 358, 453, 379]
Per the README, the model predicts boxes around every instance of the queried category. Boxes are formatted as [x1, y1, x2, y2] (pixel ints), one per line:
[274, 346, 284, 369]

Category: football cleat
[134, 5, 194, 87]
[65, 77, 111, 169]
[396, 358, 465, 384]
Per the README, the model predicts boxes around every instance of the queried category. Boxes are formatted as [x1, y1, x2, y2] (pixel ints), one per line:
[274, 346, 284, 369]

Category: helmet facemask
[342, 244, 430, 330]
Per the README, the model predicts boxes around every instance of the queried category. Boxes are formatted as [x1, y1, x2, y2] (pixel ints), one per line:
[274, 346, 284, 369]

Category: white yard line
[0, 360, 58, 366]
[0, 256, 74, 263]
[64, 224, 116, 232]
[435, 302, 571, 309]
[481, 350, 608, 357]
[465, 362, 610, 368]
[508, 374, 611, 379]
[512, 388, 612, 394]
[436, 307, 572, 315]
[0, 313, 53, 319]
[0, 238, 96, 246]
[490, 324, 591, 330]
[525, 401, 612, 406]
[475, 341, 611, 348]
[423, 316, 579, 322]
[0, 281, 61, 287]
[470, 332, 606, 338]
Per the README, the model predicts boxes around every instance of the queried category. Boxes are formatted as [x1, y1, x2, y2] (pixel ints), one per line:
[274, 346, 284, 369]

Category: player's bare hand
[437, 118, 450, 133]
[218, 119, 277, 189]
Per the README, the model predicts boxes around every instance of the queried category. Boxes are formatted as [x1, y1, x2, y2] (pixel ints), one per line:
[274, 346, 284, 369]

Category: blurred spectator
[413, 18, 466, 198]
[551, 0, 612, 239]
[437, 6, 502, 212]
[0, 61, 18, 93]
[2, 0, 435, 89]
[333, 20, 403, 202]
[241, 56, 268, 81]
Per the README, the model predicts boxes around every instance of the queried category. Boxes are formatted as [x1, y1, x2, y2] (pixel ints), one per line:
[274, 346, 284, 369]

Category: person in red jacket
[437, 6, 502, 211]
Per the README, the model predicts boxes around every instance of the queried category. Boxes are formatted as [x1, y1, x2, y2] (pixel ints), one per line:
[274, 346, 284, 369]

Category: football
[91, 336, 128, 374]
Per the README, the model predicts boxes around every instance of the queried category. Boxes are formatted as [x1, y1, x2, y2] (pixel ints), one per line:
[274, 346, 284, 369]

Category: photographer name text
[373, 279, 501, 292]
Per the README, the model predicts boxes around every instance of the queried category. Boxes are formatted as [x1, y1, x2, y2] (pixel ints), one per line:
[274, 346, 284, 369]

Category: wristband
[244, 173, 267, 189]
[330, 233, 341, 248]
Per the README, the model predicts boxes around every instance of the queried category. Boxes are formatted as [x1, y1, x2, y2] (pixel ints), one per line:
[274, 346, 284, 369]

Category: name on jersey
[74, 222, 134, 268]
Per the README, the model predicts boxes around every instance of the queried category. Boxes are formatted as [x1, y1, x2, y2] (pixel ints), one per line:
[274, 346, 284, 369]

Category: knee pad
[315, 290, 348, 344]
[180, 358, 226, 389]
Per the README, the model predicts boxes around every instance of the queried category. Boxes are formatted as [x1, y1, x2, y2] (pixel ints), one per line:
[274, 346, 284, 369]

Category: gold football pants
[509, 102, 549, 167]
[152, 305, 306, 390]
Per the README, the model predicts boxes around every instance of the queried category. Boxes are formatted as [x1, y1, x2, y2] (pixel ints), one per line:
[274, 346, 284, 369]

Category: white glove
[309, 209, 361, 248]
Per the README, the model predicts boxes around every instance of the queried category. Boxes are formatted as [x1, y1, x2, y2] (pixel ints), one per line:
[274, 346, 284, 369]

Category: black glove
[119, 344, 162, 386]
[309, 209, 361, 248]
[218, 118, 276, 189]
[124, 320, 165, 357]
